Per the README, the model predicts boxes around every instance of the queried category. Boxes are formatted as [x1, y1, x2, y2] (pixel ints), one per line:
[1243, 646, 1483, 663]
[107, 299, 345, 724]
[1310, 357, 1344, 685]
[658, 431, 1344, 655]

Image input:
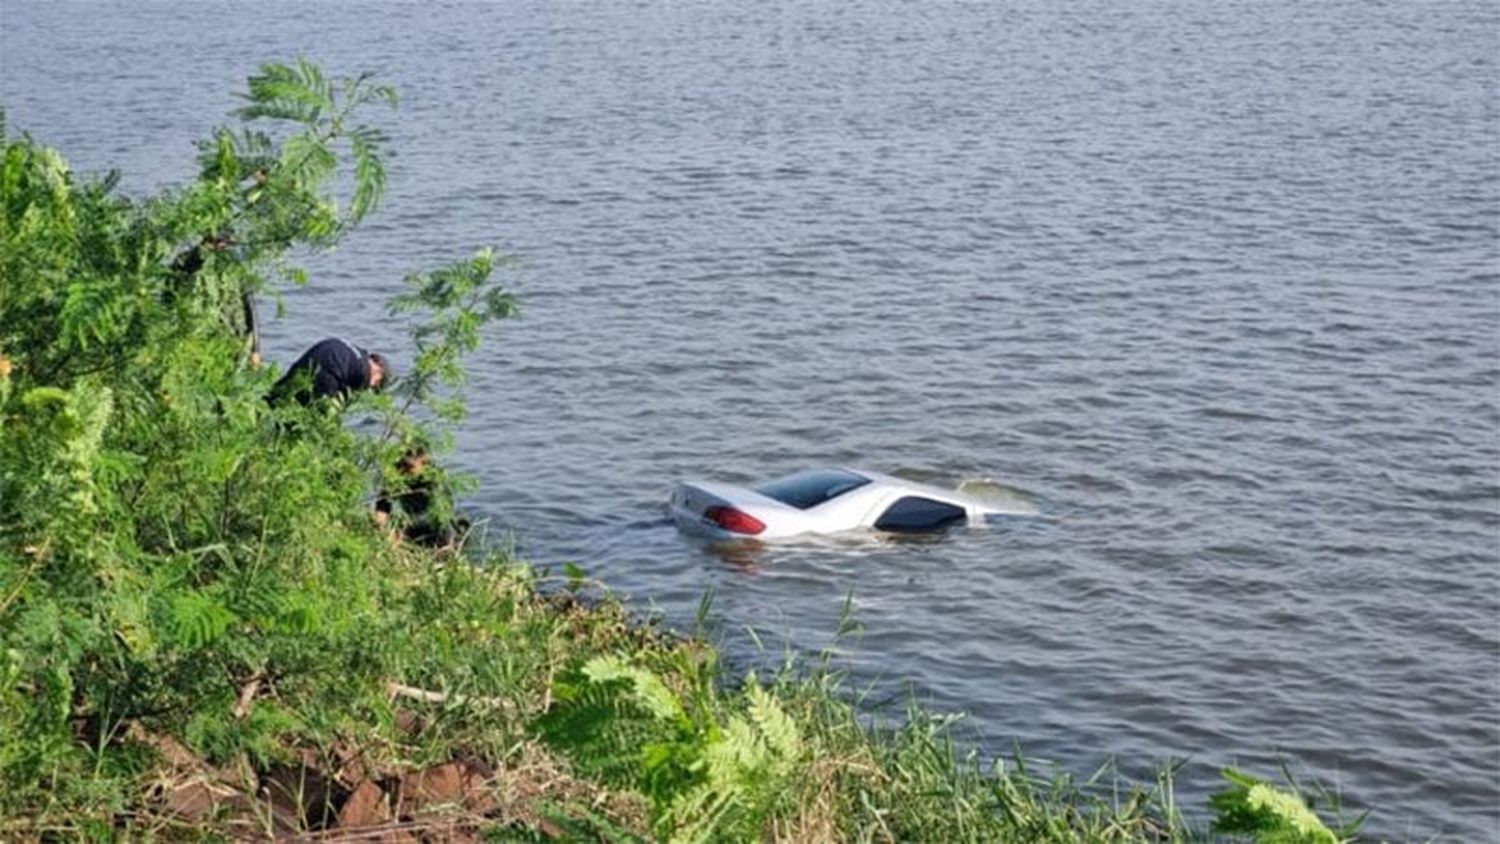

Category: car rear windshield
[756, 469, 871, 510]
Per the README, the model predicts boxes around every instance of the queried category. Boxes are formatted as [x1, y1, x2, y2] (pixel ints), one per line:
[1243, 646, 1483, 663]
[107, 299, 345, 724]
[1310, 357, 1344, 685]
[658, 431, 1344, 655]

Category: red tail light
[704, 506, 766, 536]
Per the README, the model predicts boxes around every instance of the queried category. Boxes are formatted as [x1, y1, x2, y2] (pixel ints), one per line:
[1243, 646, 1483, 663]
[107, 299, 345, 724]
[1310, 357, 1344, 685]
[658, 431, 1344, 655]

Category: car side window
[874, 497, 967, 532]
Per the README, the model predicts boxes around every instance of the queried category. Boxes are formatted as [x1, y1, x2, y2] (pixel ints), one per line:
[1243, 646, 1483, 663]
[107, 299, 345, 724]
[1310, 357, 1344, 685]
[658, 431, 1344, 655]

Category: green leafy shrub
[1210, 767, 1362, 844]
[541, 655, 804, 842]
[0, 59, 517, 827]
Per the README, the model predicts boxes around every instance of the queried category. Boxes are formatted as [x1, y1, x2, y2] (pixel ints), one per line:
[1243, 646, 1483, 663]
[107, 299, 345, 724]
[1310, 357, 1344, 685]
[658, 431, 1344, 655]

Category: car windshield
[756, 469, 871, 510]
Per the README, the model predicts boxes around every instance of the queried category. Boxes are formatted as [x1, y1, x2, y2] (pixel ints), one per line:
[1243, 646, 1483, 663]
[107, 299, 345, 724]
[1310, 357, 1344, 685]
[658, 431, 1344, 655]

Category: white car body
[669, 467, 1032, 541]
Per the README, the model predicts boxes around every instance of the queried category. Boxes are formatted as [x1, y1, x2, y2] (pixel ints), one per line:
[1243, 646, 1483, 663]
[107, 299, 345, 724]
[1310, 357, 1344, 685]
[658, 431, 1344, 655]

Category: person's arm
[374, 493, 393, 528]
[312, 365, 345, 400]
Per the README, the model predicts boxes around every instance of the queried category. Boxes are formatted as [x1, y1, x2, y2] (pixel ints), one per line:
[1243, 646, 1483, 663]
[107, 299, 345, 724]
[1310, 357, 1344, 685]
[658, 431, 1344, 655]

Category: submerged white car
[669, 468, 1032, 541]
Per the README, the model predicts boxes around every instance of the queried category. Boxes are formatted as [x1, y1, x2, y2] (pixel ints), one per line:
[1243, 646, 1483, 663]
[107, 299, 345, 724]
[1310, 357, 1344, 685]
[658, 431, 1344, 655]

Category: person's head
[397, 446, 430, 475]
[367, 352, 391, 389]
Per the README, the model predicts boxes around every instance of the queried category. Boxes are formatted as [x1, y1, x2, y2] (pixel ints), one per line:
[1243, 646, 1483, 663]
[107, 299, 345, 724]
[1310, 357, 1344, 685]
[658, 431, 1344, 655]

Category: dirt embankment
[135, 719, 645, 842]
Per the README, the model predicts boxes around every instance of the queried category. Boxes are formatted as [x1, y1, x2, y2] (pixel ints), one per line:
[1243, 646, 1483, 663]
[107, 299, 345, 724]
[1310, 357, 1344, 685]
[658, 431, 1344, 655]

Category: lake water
[3, 1, 1497, 838]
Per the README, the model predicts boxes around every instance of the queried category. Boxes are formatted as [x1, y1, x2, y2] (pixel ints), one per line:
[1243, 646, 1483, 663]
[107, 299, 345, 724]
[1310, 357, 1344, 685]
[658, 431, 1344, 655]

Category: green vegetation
[1, 62, 1363, 841]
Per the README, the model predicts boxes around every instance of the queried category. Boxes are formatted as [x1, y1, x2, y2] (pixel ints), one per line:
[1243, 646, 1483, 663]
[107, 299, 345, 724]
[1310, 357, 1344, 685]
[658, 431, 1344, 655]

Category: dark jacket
[269, 338, 375, 406]
[376, 474, 469, 549]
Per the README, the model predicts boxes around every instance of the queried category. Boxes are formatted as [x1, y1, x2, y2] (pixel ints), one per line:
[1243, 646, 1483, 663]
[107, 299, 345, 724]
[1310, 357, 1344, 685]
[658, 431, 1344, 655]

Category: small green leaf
[564, 562, 586, 592]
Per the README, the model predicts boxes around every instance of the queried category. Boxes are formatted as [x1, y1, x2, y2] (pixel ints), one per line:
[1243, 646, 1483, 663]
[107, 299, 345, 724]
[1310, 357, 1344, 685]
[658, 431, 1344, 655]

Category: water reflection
[694, 524, 971, 574]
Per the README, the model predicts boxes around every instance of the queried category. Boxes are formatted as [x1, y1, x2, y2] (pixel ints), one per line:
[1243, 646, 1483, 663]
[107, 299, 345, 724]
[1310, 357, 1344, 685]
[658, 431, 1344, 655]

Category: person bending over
[269, 337, 390, 407]
[374, 447, 470, 550]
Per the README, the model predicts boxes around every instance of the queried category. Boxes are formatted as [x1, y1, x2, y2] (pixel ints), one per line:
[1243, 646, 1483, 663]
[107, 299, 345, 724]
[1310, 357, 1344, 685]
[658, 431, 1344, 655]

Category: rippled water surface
[4, 1, 1498, 838]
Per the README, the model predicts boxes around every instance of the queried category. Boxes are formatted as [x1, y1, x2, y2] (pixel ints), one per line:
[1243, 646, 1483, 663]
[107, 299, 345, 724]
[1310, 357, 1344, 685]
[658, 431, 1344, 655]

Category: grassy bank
[0, 62, 1360, 842]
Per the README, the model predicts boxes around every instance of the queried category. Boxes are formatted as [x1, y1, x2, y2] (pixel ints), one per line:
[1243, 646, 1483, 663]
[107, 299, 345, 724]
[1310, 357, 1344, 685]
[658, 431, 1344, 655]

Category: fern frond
[348, 128, 386, 223]
[232, 129, 278, 171]
[539, 680, 677, 787]
[166, 591, 236, 649]
[235, 60, 333, 124]
[704, 717, 765, 784]
[294, 55, 333, 105]
[583, 656, 687, 724]
[745, 678, 801, 763]
[224, 570, 283, 627]
[340, 71, 401, 113]
[278, 133, 337, 189]
[234, 99, 321, 125]
[665, 787, 737, 844]
[60, 275, 130, 351]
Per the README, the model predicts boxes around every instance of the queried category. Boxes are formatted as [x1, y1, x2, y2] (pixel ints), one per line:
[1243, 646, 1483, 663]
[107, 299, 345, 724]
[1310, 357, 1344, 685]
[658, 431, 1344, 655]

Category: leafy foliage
[584, 655, 691, 724]
[541, 655, 806, 842]
[1210, 767, 1358, 844]
[0, 60, 512, 829]
[387, 247, 517, 429]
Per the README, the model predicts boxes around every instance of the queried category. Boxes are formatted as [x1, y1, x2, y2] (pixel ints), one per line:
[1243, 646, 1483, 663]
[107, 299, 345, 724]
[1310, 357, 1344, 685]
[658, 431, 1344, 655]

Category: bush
[0, 58, 513, 826]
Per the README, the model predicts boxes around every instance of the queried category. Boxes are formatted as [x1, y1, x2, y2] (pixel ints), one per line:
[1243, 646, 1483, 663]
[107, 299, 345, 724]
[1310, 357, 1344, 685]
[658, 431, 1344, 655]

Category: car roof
[833, 468, 985, 508]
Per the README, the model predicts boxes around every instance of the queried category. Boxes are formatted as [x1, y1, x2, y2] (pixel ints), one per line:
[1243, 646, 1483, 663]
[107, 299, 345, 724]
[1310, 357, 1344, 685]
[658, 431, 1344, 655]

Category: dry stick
[384, 681, 513, 714]
[232, 675, 263, 720]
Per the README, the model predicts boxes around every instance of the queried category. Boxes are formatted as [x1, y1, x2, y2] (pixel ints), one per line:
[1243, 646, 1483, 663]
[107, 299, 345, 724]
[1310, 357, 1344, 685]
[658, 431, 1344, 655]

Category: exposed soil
[133, 718, 647, 842]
